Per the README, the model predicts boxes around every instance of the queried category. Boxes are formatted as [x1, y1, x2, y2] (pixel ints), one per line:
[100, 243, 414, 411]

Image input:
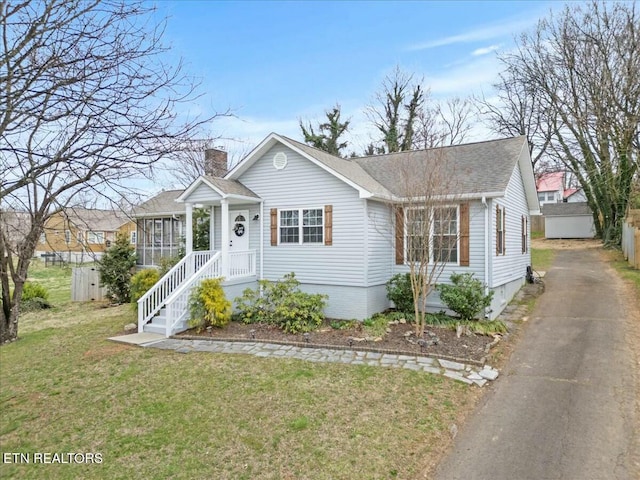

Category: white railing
[137, 250, 218, 332]
[164, 252, 222, 337]
[228, 249, 257, 278]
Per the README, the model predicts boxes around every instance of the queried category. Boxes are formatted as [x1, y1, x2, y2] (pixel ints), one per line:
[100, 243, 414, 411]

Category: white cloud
[408, 16, 536, 51]
[472, 44, 502, 56]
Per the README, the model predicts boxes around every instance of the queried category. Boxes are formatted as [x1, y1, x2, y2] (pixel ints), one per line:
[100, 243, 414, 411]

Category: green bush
[158, 255, 182, 276]
[22, 281, 49, 302]
[188, 278, 232, 331]
[130, 269, 160, 306]
[362, 313, 390, 337]
[437, 273, 494, 321]
[98, 233, 136, 303]
[385, 273, 415, 313]
[234, 273, 328, 334]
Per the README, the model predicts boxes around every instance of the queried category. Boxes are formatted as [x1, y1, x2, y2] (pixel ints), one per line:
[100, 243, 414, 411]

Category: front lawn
[1, 302, 480, 479]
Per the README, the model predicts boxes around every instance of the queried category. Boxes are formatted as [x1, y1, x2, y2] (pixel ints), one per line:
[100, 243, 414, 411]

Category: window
[278, 208, 324, 244]
[405, 206, 458, 264]
[40, 233, 46, 244]
[521, 215, 528, 254]
[87, 231, 104, 244]
[496, 205, 506, 255]
[537, 193, 545, 202]
[64, 230, 71, 244]
[130, 231, 137, 245]
[433, 207, 458, 263]
[77, 231, 84, 243]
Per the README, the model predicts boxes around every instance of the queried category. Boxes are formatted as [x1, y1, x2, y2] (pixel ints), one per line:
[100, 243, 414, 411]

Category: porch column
[185, 202, 193, 255]
[209, 205, 215, 251]
[220, 199, 229, 277]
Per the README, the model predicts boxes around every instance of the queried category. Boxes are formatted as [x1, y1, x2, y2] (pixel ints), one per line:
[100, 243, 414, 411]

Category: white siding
[545, 215, 595, 239]
[491, 160, 531, 288]
[187, 183, 223, 204]
[392, 200, 487, 285]
[366, 200, 393, 286]
[237, 145, 366, 286]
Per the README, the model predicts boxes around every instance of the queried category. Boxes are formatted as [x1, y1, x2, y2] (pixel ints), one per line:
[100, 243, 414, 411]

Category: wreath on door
[233, 223, 245, 237]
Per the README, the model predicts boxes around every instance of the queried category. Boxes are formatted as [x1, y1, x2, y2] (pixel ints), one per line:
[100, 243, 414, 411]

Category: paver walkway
[434, 247, 639, 480]
[137, 337, 500, 387]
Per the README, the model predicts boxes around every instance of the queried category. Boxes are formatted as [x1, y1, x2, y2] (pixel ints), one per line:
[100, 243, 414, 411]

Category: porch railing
[164, 251, 222, 337]
[137, 250, 218, 332]
[228, 249, 257, 278]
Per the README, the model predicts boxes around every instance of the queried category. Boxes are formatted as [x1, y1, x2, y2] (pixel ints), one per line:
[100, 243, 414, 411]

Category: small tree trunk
[0, 307, 19, 344]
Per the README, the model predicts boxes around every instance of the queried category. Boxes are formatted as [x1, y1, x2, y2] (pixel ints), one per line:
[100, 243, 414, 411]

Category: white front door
[229, 210, 249, 251]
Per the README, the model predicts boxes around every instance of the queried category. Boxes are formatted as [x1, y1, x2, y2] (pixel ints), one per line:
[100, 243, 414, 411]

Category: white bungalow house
[138, 133, 540, 336]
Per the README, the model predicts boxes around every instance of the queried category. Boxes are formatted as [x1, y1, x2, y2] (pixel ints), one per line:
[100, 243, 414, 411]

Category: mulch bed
[179, 319, 496, 365]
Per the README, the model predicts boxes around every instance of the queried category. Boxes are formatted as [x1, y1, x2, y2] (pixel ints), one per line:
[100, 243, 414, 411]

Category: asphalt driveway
[434, 247, 640, 480]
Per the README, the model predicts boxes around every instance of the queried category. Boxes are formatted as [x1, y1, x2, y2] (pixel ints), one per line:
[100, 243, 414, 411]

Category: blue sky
[152, 0, 566, 164]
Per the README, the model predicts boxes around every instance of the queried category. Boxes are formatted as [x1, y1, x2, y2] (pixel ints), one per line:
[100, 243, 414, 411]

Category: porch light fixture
[303, 332, 310, 343]
[417, 338, 427, 353]
[253, 214, 260, 221]
[249, 329, 256, 340]
[347, 337, 354, 348]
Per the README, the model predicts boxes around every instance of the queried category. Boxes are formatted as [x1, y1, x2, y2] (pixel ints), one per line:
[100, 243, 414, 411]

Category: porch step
[142, 309, 189, 336]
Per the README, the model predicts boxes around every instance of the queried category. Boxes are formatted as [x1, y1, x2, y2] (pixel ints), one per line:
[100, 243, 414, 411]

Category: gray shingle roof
[281, 135, 526, 199]
[353, 136, 527, 198]
[65, 207, 130, 231]
[132, 190, 185, 216]
[202, 176, 260, 198]
[542, 202, 592, 216]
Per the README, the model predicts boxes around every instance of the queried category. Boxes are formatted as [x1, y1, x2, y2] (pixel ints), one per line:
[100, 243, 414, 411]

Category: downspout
[259, 200, 264, 280]
[482, 196, 491, 319]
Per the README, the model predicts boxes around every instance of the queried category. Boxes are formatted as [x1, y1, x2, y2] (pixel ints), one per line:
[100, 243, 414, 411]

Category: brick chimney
[204, 148, 228, 177]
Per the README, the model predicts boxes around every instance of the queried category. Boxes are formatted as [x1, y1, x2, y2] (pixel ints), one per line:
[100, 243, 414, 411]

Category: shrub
[21, 297, 52, 312]
[158, 255, 182, 276]
[22, 281, 49, 302]
[362, 313, 390, 338]
[130, 269, 160, 306]
[437, 273, 494, 321]
[385, 273, 414, 313]
[234, 273, 328, 334]
[98, 233, 136, 303]
[188, 278, 232, 331]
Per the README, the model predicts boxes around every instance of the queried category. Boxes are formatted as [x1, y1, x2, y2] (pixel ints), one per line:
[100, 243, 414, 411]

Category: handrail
[137, 250, 217, 332]
[164, 251, 222, 337]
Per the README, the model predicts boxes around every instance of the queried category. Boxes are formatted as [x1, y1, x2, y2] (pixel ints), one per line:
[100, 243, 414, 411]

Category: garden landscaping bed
[179, 317, 497, 365]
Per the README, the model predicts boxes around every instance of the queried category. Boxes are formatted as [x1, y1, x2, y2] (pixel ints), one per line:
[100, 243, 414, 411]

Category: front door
[229, 210, 249, 251]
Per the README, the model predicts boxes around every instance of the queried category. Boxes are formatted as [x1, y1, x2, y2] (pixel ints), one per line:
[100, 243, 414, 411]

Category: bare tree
[492, 1, 639, 245]
[476, 66, 554, 170]
[395, 155, 464, 337]
[414, 96, 475, 149]
[366, 66, 424, 154]
[0, 0, 210, 343]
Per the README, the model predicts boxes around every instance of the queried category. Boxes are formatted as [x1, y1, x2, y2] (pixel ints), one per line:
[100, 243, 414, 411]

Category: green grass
[531, 248, 555, 271]
[531, 230, 545, 239]
[23, 259, 74, 306]
[608, 250, 640, 293]
[1, 295, 479, 479]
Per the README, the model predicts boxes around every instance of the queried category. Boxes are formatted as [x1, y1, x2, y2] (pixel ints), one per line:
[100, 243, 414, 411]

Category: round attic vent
[273, 152, 287, 170]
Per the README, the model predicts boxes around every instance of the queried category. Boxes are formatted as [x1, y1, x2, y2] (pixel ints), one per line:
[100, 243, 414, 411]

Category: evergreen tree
[300, 105, 350, 157]
[99, 233, 137, 303]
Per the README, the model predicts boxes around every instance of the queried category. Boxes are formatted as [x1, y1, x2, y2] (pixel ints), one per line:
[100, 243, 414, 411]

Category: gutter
[482, 196, 491, 319]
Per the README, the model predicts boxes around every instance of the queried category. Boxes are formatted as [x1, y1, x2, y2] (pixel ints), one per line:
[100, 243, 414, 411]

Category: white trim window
[279, 208, 324, 244]
[130, 231, 137, 245]
[64, 230, 71, 244]
[87, 231, 104, 244]
[433, 206, 458, 263]
[405, 206, 459, 264]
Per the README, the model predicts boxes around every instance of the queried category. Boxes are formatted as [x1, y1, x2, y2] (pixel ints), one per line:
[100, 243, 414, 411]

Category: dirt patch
[181, 319, 495, 365]
[532, 237, 602, 250]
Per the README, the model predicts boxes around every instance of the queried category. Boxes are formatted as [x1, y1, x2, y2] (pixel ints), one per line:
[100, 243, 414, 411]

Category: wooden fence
[622, 209, 640, 269]
[71, 267, 107, 301]
[531, 214, 545, 235]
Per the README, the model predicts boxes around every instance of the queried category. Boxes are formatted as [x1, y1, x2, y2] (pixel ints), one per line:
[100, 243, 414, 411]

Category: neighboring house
[36, 208, 135, 263]
[542, 202, 595, 239]
[536, 171, 585, 204]
[138, 133, 539, 337]
[132, 190, 186, 268]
